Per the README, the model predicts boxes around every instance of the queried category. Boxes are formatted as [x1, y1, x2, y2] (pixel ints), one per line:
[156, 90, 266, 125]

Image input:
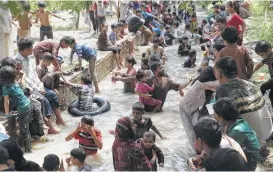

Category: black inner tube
[68, 97, 111, 117]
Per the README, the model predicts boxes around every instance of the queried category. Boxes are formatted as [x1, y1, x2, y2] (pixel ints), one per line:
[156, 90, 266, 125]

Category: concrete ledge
[58, 36, 134, 110]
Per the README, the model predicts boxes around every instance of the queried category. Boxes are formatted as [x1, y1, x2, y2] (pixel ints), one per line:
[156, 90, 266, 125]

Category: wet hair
[215, 56, 238, 78]
[42, 52, 54, 62]
[111, 23, 118, 29]
[81, 115, 94, 126]
[174, 22, 179, 27]
[141, 58, 148, 65]
[182, 36, 189, 40]
[189, 49, 197, 58]
[185, 24, 191, 30]
[221, 26, 238, 44]
[143, 131, 156, 142]
[213, 41, 226, 52]
[202, 19, 207, 24]
[255, 40, 272, 54]
[142, 52, 146, 58]
[42, 73, 60, 90]
[194, 116, 222, 148]
[0, 66, 16, 85]
[213, 97, 240, 121]
[38, 1, 46, 7]
[60, 36, 75, 45]
[81, 73, 92, 85]
[226, 1, 240, 15]
[43, 154, 60, 171]
[150, 61, 161, 73]
[1, 57, 16, 68]
[201, 44, 206, 51]
[17, 38, 34, 51]
[220, 5, 225, 11]
[132, 102, 145, 112]
[125, 56, 137, 65]
[0, 145, 9, 164]
[22, 2, 31, 11]
[70, 148, 86, 163]
[172, 12, 177, 16]
[136, 70, 145, 81]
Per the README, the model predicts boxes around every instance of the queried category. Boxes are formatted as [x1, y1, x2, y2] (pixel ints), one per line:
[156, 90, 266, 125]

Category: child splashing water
[135, 70, 162, 112]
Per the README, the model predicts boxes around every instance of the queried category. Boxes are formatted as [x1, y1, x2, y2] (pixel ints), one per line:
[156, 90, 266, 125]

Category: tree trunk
[76, 10, 80, 29]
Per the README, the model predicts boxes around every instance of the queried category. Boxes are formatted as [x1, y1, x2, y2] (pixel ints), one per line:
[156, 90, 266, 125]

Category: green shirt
[227, 118, 260, 161]
[2, 83, 30, 113]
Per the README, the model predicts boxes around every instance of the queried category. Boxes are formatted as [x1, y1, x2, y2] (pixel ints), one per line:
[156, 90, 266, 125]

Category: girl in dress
[135, 70, 162, 112]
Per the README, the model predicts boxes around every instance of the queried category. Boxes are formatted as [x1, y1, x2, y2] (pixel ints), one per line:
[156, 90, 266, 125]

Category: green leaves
[0, 1, 23, 16]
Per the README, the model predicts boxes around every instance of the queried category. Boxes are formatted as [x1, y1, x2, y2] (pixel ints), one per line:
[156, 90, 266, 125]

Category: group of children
[2, 0, 271, 171]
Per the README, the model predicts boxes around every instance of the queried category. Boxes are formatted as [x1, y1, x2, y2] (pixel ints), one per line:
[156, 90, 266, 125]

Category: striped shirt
[74, 129, 102, 155]
[262, 57, 273, 78]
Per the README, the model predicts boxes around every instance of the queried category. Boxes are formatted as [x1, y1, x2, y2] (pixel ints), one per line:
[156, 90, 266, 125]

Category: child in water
[178, 36, 191, 56]
[184, 49, 197, 68]
[135, 70, 162, 112]
[132, 102, 166, 140]
[61, 73, 94, 112]
[0, 66, 32, 152]
[65, 115, 103, 155]
[138, 131, 164, 171]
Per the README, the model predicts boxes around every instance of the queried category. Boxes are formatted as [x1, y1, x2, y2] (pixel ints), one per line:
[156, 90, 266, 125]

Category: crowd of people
[1, 0, 272, 171]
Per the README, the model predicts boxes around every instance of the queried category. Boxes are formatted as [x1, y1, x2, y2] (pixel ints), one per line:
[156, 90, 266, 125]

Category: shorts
[40, 25, 53, 41]
[44, 89, 60, 111]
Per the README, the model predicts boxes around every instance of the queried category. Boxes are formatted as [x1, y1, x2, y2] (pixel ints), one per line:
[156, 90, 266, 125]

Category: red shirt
[74, 129, 102, 155]
[227, 13, 244, 34]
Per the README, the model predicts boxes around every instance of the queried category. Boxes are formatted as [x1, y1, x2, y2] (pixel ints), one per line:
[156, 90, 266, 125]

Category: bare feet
[56, 120, 66, 126]
[48, 128, 60, 134]
[95, 89, 100, 93]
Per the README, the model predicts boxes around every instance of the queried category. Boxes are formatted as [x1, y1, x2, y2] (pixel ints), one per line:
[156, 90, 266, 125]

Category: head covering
[112, 117, 151, 171]
[115, 117, 135, 140]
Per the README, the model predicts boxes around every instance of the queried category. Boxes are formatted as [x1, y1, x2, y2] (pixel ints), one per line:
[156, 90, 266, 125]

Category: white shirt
[13, 52, 44, 92]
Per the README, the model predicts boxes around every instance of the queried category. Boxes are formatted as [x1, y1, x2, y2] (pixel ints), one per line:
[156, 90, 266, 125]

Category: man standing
[35, 1, 65, 41]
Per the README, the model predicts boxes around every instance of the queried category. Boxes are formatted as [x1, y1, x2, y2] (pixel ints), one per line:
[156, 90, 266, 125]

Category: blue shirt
[142, 11, 154, 19]
[109, 31, 117, 45]
[2, 83, 30, 113]
[72, 44, 97, 61]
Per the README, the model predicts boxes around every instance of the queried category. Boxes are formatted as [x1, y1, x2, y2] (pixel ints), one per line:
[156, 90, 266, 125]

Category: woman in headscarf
[0, 140, 42, 171]
[112, 116, 151, 171]
[179, 66, 219, 146]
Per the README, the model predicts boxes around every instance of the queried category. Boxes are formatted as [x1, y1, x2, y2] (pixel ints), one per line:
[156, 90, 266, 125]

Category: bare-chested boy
[13, 3, 32, 40]
[35, 2, 65, 41]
